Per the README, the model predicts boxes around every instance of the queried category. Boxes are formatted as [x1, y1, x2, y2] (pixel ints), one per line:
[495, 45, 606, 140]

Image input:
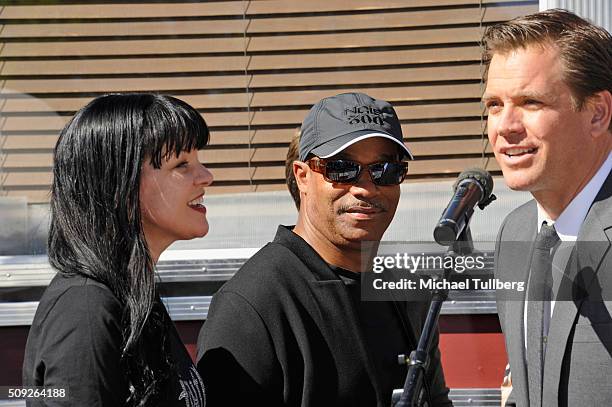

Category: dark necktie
[527, 222, 560, 407]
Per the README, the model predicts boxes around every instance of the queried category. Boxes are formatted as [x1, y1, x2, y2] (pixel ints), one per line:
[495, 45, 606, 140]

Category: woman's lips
[188, 193, 206, 214]
[189, 204, 207, 215]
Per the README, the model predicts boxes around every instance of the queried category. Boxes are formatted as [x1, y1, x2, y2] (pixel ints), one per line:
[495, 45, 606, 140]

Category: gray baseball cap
[298, 92, 412, 161]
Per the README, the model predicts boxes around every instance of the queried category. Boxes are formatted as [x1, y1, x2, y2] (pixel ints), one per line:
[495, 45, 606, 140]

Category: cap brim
[310, 132, 413, 160]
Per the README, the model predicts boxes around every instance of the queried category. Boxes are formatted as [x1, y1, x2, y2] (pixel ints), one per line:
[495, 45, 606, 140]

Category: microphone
[433, 168, 496, 245]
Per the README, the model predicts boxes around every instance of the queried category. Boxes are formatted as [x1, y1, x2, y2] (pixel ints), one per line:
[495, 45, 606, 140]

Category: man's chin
[341, 228, 384, 244]
[507, 182, 532, 192]
[501, 169, 538, 192]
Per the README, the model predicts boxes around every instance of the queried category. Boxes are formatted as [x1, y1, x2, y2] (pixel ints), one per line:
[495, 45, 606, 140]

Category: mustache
[337, 200, 387, 214]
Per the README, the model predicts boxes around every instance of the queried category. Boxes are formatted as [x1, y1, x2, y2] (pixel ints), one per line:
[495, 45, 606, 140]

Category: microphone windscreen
[454, 168, 494, 202]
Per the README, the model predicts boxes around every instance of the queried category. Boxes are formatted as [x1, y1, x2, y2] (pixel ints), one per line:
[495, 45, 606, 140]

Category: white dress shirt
[524, 152, 612, 349]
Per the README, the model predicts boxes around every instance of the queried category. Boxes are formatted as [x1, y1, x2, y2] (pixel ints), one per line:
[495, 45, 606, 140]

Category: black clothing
[23, 273, 205, 407]
[198, 225, 451, 406]
[330, 265, 417, 402]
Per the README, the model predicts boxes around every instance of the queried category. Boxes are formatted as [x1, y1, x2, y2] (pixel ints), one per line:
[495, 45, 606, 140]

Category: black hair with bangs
[48, 93, 209, 406]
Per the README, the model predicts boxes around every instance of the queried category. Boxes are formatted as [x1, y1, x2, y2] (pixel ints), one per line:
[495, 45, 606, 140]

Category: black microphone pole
[394, 169, 496, 407]
[395, 227, 473, 407]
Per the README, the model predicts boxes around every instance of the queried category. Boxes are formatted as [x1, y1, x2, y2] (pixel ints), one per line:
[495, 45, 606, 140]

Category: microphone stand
[394, 226, 474, 407]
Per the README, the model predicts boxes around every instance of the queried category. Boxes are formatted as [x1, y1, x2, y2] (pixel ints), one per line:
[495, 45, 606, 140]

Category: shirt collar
[537, 152, 612, 240]
[273, 225, 342, 282]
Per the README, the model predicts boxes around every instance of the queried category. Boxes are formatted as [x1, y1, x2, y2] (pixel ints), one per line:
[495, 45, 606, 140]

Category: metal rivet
[190, 305, 196, 310]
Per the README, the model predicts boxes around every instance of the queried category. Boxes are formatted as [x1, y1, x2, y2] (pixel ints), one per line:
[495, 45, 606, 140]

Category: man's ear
[293, 161, 310, 193]
[588, 90, 612, 138]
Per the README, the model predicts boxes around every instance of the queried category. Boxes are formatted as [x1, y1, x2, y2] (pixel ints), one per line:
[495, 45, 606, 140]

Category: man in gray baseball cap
[198, 92, 451, 407]
[299, 92, 413, 161]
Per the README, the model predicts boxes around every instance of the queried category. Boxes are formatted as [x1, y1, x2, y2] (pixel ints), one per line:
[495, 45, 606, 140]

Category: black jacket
[198, 225, 451, 406]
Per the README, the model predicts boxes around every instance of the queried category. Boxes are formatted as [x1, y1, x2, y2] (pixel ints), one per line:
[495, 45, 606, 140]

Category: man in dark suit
[482, 9, 612, 407]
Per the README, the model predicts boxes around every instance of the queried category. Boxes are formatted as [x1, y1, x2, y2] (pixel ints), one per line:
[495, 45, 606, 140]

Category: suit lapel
[498, 201, 537, 406]
[507, 239, 535, 406]
[541, 249, 580, 407]
[542, 171, 612, 407]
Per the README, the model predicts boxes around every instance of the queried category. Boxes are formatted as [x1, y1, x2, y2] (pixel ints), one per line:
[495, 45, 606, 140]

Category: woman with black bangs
[22, 93, 213, 407]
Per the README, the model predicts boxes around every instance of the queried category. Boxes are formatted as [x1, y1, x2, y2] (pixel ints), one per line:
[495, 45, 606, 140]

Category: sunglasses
[307, 157, 408, 186]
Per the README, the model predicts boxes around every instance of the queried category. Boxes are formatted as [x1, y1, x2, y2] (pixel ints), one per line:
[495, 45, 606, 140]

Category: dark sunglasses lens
[325, 160, 361, 183]
[370, 162, 406, 185]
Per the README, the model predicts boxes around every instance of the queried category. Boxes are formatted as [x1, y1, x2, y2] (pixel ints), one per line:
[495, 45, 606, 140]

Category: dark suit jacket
[495, 170, 612, 407]
[197, 225, 451, 407]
